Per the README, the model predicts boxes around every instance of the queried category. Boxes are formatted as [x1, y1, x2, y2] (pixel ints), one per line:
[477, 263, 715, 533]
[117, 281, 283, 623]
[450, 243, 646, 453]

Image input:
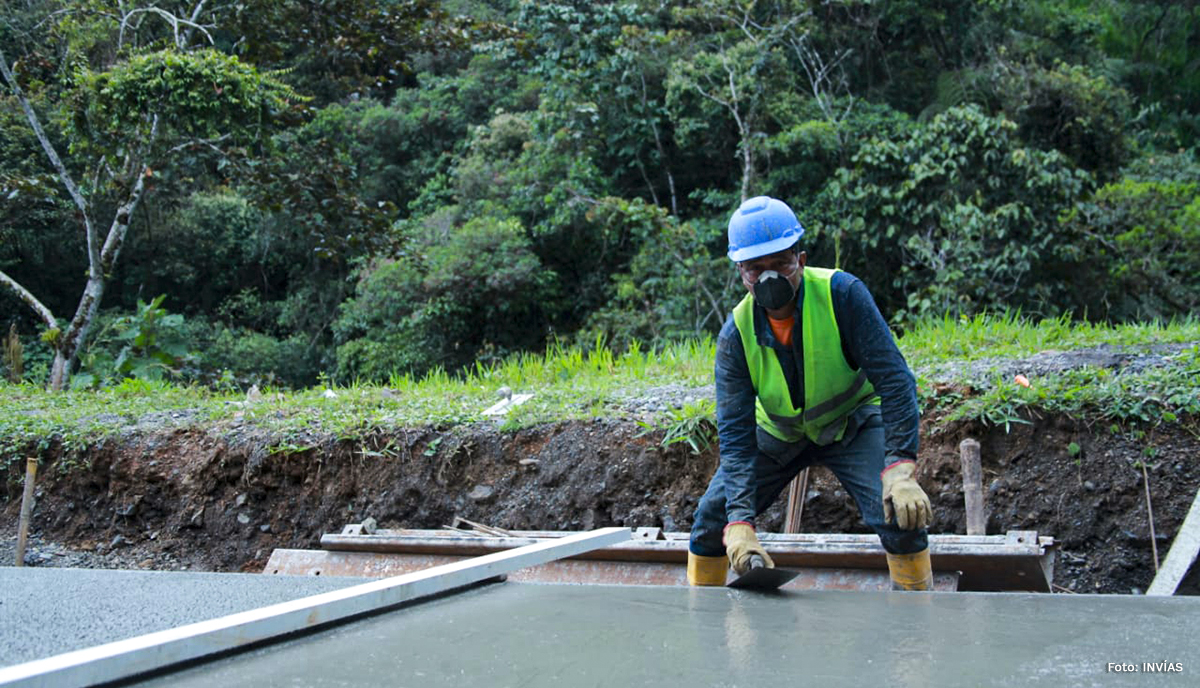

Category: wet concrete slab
[135, 582, 1199, 687]
[0, 567, 368, 666]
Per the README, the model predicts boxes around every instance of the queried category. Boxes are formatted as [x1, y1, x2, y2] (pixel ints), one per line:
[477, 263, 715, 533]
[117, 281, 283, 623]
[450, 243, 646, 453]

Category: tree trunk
[740, 142, 753, 203]
[44, 167, 147, 391]
[49, 353, 70, 391]
[46, 275, 107, 391]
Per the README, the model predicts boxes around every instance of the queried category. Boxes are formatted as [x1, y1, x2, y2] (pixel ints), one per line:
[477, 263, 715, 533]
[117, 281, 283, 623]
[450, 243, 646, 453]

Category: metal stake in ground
[783, 468, 809, 534]
[15, 458, 38, 567]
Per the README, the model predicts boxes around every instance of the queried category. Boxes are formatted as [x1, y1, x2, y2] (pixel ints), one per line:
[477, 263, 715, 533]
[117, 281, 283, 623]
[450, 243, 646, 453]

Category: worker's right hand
[723, 522, 774, 575]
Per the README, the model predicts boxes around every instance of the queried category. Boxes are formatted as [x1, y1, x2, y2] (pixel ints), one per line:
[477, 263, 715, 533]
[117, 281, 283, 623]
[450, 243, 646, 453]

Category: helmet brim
[728, 233, 800, 263]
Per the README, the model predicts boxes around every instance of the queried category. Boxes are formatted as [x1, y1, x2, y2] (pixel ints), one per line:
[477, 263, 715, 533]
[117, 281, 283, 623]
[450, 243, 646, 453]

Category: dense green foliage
[2, 0, 1197, 389]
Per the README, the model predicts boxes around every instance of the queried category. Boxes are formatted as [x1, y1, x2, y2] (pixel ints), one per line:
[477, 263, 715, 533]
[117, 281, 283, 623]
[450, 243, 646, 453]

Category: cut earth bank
[3, 346, 1198, 596]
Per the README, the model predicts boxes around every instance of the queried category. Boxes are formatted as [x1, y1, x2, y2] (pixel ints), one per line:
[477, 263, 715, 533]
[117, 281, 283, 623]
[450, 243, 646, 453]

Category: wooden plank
[450, 516, 513, 537]
[959, 439, 986, 535]
[1147, 486, 1200, 596]
[0, 527, 629, 688]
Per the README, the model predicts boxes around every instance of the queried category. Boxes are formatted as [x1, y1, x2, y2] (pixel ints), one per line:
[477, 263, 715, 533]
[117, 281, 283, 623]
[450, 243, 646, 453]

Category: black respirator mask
[753, 269, 797, 310]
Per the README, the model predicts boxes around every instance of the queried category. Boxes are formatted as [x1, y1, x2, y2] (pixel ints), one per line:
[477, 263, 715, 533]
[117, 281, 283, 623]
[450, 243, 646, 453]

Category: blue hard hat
[727, 196, 805, 262]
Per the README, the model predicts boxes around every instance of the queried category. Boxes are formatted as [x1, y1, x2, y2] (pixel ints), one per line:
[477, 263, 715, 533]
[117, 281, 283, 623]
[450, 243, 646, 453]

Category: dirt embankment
[2, 410, 1198, 594]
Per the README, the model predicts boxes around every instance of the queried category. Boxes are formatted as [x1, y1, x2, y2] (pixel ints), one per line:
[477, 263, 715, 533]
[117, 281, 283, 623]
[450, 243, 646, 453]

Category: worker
[687, 196, 934, 590]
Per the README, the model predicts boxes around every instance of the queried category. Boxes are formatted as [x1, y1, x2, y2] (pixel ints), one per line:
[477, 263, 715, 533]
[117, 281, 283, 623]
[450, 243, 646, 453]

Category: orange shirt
[768, 314, 794, 347]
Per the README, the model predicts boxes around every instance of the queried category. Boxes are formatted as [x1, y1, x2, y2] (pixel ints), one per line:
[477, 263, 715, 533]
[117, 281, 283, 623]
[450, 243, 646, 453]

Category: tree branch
[183, 0, 211, 45]
[0, 268, 58, 331]
[0, 45, 99, 278]
[119, 5, 215, 49]
[166, 132, 231, 155]
[638, 71, 677, 216]
[101, 116, 159, 272]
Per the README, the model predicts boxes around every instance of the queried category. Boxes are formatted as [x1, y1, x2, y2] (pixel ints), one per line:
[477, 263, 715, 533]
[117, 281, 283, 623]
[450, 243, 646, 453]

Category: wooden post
[783, 468, 810, 534]
[959, 439, 986, 535]
[15, 457, 38, 566]
[1147, 485, 1200, 596]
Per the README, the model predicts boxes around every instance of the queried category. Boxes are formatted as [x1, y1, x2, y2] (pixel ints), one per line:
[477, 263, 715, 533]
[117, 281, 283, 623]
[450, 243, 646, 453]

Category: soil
[3, 345, 1199, 595]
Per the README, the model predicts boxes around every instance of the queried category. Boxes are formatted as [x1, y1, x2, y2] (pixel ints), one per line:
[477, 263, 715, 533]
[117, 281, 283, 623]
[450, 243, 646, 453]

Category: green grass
[898, 311, 1200, 365]
[0, 339, 717, 473]
[902, 312, 1200, 434]
[3, 312, 1199, 474]
[930, 343, 1200, 434]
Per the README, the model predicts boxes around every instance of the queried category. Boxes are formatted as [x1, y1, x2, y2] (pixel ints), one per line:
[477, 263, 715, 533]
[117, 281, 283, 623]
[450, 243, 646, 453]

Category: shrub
[1062, 173, 1200, 321]
[334, 214, 551, 381]
[73, 296, 197, 389]
[830, 105, 1090, 323]
[202, 327, 319, 389]
[995, 60, 1133, 177]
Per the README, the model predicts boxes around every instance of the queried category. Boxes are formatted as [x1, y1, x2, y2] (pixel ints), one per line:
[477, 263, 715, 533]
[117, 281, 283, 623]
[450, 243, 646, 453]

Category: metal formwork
[280, 526, 1055, 591]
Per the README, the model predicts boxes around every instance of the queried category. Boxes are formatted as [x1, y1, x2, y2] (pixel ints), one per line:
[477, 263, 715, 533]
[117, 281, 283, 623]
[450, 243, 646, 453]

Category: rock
[468, 485, 495, 503]
[519, 458, 539, 467]
[116, 497, 140, 517]
[237, 513, 251, 525]
[110, 535, 125, 549]
[360, 517, 377, 534]
[1083, 480, 1096, 492]
[662, 514, 677, 532]
[189, 507, 205, 528]
[259, 524, 271, 533]
[236, 493, 248, 507]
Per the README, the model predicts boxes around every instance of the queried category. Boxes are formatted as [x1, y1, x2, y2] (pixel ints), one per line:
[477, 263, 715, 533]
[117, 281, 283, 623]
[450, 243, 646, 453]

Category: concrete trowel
[727, 554, 799, 590]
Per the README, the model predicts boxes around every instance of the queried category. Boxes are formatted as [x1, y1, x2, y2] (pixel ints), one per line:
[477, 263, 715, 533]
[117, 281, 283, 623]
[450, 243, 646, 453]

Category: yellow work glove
[723, 522, 774, 575]
[881, 461, 932, 530]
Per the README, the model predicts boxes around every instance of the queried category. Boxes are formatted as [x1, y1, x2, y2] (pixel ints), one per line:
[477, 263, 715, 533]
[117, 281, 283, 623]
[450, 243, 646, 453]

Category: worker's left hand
[723, 522, 774, 575]
[881, 461, 932, 530]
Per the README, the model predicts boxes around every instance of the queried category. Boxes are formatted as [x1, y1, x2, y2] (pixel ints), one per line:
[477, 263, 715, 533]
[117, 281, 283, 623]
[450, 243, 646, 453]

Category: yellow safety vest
[733, 266, 879, 445]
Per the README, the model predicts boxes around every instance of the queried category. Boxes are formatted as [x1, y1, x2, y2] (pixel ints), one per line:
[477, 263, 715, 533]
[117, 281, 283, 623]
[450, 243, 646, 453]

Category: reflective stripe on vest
[733, 266, 879, 445]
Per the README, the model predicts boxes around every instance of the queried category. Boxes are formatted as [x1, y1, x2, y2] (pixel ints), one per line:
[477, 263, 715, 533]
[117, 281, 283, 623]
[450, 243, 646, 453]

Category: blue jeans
[689, 406, 928, 556]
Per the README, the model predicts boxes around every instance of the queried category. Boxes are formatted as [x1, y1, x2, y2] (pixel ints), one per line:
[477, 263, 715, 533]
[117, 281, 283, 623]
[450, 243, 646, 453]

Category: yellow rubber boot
[687, 552, 728, 586]
[886, 548, 933, 591]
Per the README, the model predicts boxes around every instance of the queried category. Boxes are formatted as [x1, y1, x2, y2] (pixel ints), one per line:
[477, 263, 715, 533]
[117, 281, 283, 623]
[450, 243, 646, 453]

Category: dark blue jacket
[714, 269, 919, 525]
